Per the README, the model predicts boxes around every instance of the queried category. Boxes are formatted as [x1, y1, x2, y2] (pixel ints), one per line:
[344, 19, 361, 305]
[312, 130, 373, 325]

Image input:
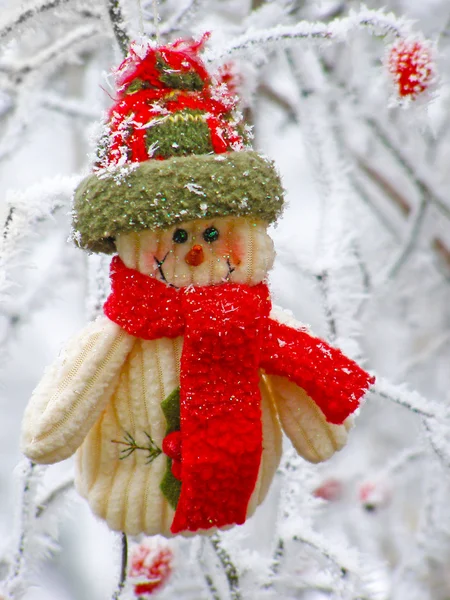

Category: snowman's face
[115, 216, 275, 287]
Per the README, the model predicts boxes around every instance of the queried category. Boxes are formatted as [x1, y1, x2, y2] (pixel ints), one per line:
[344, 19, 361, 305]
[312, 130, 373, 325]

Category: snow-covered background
[1, 1, 450, 599]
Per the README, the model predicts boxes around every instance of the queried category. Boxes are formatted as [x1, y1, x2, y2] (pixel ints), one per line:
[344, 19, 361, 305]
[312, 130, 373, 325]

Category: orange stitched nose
[185, 245, 204, 266]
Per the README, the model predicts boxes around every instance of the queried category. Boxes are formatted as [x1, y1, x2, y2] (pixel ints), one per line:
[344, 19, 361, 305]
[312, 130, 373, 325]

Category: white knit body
[74, 333, 284, 536]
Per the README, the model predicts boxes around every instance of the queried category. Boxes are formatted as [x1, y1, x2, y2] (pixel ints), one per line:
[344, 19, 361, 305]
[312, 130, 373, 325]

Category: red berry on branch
[359, 481, 391, 512]
[215, 62, 242, 96]
[129, 540, 174, 597]
[313, 478, 343, 502]
[387, 37, 435, 99]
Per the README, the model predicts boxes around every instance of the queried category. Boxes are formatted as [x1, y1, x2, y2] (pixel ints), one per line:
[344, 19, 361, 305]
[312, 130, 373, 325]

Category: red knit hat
[103, 34, 246, 164]
[72, 35, 284, 253]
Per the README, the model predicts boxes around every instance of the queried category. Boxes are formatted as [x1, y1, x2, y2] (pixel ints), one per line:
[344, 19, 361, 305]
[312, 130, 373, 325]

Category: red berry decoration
[359, 481, 391, 512]
[129, 541, 174, 597]
[313, 478, 343, 502]
[162, 431, 182, 461]
[388, 37, 435, 99]
[215, 62, 242, 96]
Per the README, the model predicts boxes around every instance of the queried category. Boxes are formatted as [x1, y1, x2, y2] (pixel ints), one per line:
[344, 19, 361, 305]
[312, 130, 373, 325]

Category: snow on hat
[72, 35, 284, 254]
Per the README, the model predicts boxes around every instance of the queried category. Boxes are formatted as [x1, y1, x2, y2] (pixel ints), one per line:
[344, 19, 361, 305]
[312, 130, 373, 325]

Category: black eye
[203, 227, 219, 243]
[173, 228, 188, 244]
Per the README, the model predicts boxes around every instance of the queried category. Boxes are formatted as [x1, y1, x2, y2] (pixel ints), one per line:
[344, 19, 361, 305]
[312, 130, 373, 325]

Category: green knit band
[72, 151, 284, 254]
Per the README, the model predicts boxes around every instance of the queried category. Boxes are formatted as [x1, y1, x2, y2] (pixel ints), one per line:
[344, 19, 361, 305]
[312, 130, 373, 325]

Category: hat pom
[97, 34, 248, 168]
[115, 34, 211, 95]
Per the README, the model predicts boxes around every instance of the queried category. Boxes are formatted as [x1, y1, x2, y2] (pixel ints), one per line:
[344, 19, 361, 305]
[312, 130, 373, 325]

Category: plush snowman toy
[21, 38, 374, 536]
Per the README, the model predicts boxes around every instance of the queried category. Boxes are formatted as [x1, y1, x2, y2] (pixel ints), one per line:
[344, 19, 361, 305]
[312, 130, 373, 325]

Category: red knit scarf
[104, 256, 271, 533]
[104, 256, 374, 533]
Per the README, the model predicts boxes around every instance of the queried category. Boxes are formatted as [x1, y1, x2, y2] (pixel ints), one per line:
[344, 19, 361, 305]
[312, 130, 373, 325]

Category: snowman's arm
[21, 315, 135, 464]
[260, 306, 374, 425]
[264, 373, 354, 463]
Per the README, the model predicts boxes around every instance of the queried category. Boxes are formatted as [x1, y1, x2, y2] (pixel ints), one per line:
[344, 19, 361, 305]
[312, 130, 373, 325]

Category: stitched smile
[154, 252, 177, 288]
[154, 254, 236, 286]
[225, 258, 236, 281]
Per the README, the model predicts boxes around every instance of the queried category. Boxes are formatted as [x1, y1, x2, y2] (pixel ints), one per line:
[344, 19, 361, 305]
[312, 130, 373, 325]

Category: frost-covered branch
[111, 533, 128, 600]
[399, 331, 450, 376]
[0, 472, 74, 598]
[316, 270, 339, 342]
[371, 446, 425, 483]
[263, 538, 284, 590]
[40, 92, 99, 120]
[343, 140, 450, 279]
[287, 47, 366, 350]
[348, 171, 399, 237]
[0, 461, 42, 598]
[8, 462, 37, 582]
[381, 193, 430, 281]
[0, 0, 72, 43]
[210, 535, 241, 600]
[371, 376, 447, 421]
[0, 175, 80, 302]
[158, 0, 206, 35]
[355, 157, 411, 219]
[371, 377, 450, 468]
[0, 23, 102, 163]
[0, 239, 69, 344]
[85, 254, 112, 319]
[35, 478, 74, 518]
[204, 8, 413, 62]
[273, 450, 388, 599]
[0, 23, 101, 79]
[197, 538, 222, 600]
[366, 118, 450, 221]
[107, 0, 130, 55]
[317, 1, 346, 22]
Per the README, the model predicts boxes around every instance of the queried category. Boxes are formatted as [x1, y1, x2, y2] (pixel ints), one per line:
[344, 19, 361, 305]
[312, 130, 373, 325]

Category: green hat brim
[72, 151, 284, 254]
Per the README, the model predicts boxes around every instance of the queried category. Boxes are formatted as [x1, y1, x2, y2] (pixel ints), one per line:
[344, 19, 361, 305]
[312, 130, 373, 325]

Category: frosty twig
[35, 478, 74, 518]
[40, 92, 99, 120]
[0, 0, 71, 42]
[111, 533, 128, 600]
[372, 377, 447, 421]
[158, 0, 205, 35]
[107, 0, 130, 56]
[0, 23, 101, 78]
[383, 193, 429, 280]
[366, 117, 450, 220]
[210, 535, 241, 600]
[1, 461, 40, 597]
[316, 270, 338, 342]
[204, 8, 413, 62]
[197, 538, 222, 600]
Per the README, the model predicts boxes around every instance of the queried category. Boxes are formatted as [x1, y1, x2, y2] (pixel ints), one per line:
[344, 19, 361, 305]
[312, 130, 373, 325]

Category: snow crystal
[97, 161, 140, 184]
[185, 183, 206, 196]
[147, 141, 159, 158]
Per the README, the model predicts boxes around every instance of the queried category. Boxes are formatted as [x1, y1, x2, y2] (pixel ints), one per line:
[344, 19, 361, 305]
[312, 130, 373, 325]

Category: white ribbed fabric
[75, 336, 181, 536]
[75, 334, 282, 536]
[266, 375, 352, 463]
[21, 316, 135, 464]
